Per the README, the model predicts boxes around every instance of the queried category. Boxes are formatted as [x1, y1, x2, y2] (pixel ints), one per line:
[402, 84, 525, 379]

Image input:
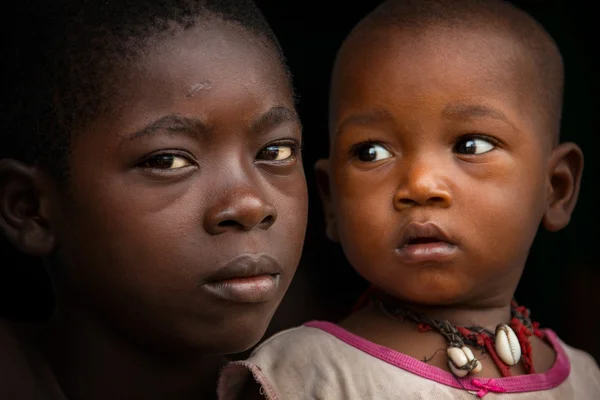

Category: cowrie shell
[461, 346, 475, 362]
[461, 346, 482, 373]
[448, 360, 469, 377]
[495, 324, 521, 366]
[472, 360, 483, 373]
[447, 347, 469, 368]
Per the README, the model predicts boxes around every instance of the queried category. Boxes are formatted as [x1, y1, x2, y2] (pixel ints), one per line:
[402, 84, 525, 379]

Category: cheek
[56, 177, 201, 304]
[272, 178, 309, 254]
[460, 162, 547, 260]
[333, 169, 395, 263]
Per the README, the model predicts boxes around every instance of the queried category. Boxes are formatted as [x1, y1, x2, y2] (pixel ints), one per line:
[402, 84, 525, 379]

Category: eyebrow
[336, 109, 394, 136]
[126, 115, 212, 142]
[125, 106, 300, 143]
[442, 103, 515, 128]
[250, 106, 301, 134]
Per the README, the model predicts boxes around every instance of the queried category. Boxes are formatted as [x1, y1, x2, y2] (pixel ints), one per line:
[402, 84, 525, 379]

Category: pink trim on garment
[305, 321, 570, 397]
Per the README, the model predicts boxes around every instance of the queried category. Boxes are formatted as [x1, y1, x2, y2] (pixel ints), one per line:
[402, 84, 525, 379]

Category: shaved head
[331, 0, 564, 143]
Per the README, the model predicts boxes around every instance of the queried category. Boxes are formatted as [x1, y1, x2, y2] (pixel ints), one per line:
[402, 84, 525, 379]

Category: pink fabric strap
[304, 320, 570, 394]
[472, 378, 506, 398]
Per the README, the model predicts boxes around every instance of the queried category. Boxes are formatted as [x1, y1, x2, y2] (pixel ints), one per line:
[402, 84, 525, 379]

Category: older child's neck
[40, 309, 225, 400]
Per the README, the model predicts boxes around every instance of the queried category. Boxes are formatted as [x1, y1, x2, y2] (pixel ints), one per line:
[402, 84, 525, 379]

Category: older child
[0, 0, 307, 398]
[219, 0, 600, 398]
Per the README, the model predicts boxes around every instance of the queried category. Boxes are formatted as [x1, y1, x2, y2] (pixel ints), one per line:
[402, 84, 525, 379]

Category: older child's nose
[393, 162, 452, 211]
[203, 188, 277, 235]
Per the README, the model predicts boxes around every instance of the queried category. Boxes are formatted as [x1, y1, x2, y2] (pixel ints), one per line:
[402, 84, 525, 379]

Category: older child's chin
[205, 304, 281, 355]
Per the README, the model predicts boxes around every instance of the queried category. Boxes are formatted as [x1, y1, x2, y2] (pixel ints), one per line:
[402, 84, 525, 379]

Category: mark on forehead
[184, 80, 213, 97]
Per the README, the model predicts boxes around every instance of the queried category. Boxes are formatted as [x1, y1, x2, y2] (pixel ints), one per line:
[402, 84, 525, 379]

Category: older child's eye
[140, 154, 192, 169]
[454, 136, 496, 155]
[352, 142, 392, 162]
[257, 142, 297, 162]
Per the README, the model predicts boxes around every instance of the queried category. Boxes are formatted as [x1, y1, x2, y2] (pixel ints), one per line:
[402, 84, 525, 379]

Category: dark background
[1, 0, 598, 363]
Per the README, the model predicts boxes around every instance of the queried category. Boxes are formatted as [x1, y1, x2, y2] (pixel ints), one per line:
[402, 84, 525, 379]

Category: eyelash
[453, 134, 501, 154]
[349, 134, 500, 154]
[137, 139, 302, 171]
[256, 139, 302, 164]
[349, 140, 387, 156]
[137, 150, 195, 172]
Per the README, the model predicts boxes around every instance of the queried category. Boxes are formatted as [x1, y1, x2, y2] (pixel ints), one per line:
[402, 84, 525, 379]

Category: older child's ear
[314, 159, 340, 242]
[542, 142, 584, 232]
[0, 159, 57, 256]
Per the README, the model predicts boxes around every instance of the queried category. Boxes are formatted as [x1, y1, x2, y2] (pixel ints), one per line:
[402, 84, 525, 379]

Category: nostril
[260, 215, 275, 226]
[217, 220, 240, 228]
[398, 198, 417, 206]
[428, 196, 445, 204]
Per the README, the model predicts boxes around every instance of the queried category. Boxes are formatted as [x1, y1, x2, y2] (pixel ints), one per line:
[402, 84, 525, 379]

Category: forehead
[331, 25, 540, 136]
[113, 21, 292, 116]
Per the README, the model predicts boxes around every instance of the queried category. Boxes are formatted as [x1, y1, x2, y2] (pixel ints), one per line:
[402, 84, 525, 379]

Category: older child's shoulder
[0, 319, 65, 399]
[0, 319, 43, 399]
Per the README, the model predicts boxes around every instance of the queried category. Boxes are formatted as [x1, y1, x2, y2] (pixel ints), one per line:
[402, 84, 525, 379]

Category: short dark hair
[1, 0, 290, 180]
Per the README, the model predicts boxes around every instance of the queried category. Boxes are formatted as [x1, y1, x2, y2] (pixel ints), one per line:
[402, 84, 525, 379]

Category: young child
[219, 0, 600, 398]
[0, 0, 308, 398]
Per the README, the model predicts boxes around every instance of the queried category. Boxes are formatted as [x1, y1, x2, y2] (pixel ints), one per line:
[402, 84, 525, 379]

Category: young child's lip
[404, 236, 448, 246]
[397, 221, 454, 248]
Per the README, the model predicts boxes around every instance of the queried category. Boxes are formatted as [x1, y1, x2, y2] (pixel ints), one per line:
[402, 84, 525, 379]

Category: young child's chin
[385, 285, 470, 307]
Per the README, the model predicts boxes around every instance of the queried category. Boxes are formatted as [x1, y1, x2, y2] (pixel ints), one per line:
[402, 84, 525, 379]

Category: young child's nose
[393, 162, 452, 210]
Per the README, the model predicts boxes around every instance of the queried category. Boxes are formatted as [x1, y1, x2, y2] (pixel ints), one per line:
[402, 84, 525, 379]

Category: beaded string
[354, 285, 546, 377]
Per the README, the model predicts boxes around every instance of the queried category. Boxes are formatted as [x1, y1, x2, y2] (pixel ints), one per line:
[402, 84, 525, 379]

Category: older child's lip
[202, 254, 282, 303]
[202, 274, 280, 303]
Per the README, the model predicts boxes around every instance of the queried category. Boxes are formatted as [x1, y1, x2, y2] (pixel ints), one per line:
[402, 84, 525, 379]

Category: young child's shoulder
[219, 323, 600, 399]
[560, 338, 600, 386]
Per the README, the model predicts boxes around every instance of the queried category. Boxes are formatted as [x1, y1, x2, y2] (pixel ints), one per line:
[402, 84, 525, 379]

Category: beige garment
[218, 322, 600, 400]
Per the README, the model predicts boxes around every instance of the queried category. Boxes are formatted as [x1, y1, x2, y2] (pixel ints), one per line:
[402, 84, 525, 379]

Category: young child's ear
[314, 159, 340, 242]
[0, 159, 57, 256]
[542, 142, 584, 232]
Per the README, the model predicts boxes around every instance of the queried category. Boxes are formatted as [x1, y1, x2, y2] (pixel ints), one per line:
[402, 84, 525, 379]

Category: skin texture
[0, 22, 307, 399]
[316, 23, 583, 378]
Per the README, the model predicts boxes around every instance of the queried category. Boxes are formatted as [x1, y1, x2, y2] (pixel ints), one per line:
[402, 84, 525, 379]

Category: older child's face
[52, 23, 307, 353]
[325, 27, 554, 306]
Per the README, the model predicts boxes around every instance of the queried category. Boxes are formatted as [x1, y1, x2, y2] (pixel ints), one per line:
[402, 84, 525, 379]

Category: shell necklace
[365, 291, 546, 377]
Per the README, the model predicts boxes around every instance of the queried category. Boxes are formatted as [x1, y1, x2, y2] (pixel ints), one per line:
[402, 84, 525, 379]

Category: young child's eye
[352, 142, 393, 162]
[256, 142, 298, 162]
[454, 136, 496, 155]
[140, 154, 192, 170]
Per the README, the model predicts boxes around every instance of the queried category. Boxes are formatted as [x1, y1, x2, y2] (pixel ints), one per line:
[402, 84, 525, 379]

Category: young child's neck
[398, 302, 512, 331]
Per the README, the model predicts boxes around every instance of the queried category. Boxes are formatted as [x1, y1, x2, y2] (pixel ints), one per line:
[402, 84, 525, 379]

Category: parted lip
[397, 221, 454, 248]
[204, 254, 282, 283]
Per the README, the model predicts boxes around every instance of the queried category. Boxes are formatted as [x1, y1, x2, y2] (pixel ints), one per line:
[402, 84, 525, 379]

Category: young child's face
[51, 23, 307, 353]
[325, 27, 554, 306]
